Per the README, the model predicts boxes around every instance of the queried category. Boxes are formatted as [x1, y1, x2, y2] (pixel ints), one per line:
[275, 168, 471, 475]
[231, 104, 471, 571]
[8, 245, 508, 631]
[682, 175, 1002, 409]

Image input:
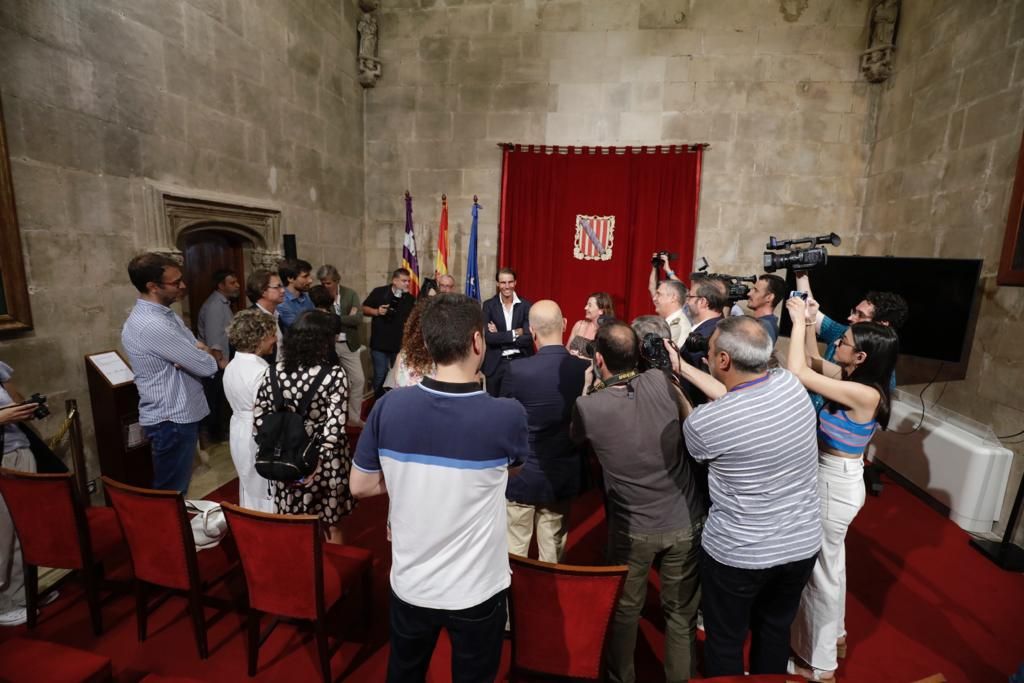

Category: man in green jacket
[317, 264, 367, 427]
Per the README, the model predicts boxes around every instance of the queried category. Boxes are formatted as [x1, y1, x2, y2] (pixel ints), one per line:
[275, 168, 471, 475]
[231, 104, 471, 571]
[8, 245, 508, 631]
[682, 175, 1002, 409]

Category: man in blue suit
[501, 300, 589, 563]
[481, 268, 534, 397]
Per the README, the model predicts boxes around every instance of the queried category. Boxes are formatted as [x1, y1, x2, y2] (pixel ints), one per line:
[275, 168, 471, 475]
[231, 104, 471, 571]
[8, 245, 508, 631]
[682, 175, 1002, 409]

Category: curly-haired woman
[223, 309, 279, 512]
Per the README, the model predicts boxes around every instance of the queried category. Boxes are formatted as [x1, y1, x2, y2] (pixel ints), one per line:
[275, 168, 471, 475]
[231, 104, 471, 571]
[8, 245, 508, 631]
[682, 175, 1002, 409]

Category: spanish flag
[435, 194, 449, 276]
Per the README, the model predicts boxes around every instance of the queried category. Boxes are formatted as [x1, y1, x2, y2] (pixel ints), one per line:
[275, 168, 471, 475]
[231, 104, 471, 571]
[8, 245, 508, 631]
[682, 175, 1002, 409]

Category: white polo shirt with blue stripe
[354, 376, 529, 610]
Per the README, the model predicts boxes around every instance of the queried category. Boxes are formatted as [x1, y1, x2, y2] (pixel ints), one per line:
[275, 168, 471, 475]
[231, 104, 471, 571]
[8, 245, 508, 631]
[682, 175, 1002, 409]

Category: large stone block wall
[860, 0, 1024, 540]
[0, 0, 365, 480]
[364, 0, 874, 298]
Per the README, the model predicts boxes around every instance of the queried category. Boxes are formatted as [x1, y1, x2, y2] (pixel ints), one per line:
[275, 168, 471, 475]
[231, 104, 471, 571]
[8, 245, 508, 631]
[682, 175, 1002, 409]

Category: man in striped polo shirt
[351, 294, 529, 683]
[683, 316, 822, 677]
[122, 253, 219, 493]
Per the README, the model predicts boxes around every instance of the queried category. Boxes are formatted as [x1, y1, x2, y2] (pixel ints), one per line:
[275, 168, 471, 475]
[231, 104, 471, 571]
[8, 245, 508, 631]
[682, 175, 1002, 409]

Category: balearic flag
[402, 191, 420, 297]
[465, 197, 480, 300]
[435, 194, 449, 276]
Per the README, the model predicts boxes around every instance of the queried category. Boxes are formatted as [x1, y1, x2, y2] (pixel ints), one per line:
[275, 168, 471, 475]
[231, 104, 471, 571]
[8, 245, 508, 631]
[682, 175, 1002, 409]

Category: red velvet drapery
[498, 145, 704, 325]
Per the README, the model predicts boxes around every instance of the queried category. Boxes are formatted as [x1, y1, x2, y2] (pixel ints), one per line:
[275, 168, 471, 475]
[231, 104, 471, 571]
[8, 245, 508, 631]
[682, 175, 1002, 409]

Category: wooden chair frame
[507, 555, 629, 682]
[0, 468, 117, 634]
[102, 476, 237, 660]
[222, 502, 371, 683]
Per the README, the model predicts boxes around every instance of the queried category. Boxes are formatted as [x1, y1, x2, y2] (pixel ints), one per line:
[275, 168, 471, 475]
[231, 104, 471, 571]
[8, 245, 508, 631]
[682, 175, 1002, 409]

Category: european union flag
[465, 200, 480, 300]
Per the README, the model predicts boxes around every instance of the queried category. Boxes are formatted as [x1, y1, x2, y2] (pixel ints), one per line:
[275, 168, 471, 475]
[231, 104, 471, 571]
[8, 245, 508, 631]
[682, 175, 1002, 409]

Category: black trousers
[386, 588, 506, 683]
[700, 551, 817, 677]
[200, 368, 229, 441]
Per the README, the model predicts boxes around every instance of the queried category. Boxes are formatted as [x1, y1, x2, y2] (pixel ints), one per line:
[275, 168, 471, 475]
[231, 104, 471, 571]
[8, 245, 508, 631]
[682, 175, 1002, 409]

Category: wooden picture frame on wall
[0, 97, 33, 332]
[998, 129, 1024, 286]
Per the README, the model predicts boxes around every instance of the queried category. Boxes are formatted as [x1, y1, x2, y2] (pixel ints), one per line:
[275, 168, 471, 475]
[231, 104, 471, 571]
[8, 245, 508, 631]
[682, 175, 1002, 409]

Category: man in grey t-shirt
[573, 322, 706, 683]
[683, 316, 821, 677]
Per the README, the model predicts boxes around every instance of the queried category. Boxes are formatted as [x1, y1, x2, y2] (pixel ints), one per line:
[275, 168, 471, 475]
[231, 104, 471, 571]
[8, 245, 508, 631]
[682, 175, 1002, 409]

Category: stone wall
[860, 0, 1024, 541]
[364, 0, 875, 297]
[0, 0, 365, 481]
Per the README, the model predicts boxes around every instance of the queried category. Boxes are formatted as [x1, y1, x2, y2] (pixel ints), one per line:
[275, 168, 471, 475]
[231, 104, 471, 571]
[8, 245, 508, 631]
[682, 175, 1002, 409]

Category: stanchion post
[66, 399, 88, 501]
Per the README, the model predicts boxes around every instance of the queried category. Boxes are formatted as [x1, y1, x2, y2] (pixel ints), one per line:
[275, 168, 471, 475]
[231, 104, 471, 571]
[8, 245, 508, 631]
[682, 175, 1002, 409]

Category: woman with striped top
[784, 295, 899, 682]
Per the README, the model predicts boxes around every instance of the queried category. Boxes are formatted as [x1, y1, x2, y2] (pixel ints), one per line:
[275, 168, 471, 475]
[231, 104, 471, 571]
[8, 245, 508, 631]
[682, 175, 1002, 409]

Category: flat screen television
[778, 256, 984, 384]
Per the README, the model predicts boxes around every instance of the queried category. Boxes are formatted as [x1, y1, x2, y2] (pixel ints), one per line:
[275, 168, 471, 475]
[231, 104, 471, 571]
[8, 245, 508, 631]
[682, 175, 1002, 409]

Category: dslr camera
[763, 233, 841, 273]
[639, 333, 673, 371]
[651, 251, 679, 268]
[26, 393, 49, 419]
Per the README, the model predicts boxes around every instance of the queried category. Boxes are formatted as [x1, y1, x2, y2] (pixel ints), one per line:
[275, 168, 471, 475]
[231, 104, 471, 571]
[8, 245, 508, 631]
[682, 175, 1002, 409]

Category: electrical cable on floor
[889, 362, 944, 435]
[997, 428, 1024, 440]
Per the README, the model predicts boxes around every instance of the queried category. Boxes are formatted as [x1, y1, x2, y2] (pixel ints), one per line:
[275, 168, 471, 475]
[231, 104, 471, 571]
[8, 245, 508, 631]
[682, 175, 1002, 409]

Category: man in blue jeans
[361, 268, 414, 398]
[122, 253, 219, 493]
[351, 294, 529, 683]
[572, 322, 707, 683]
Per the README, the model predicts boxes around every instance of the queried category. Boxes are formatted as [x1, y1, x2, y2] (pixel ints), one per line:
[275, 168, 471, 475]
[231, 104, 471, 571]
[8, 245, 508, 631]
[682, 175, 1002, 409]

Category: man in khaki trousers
[500, 301, 589, 563]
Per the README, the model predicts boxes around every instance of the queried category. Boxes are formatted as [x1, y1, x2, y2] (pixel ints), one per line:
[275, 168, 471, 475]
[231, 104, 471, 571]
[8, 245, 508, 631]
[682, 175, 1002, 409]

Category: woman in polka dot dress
[253, 309, 354, 543]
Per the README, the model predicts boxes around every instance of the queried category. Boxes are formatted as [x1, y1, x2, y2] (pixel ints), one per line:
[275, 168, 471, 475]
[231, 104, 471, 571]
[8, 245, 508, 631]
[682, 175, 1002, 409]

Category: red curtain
[498, 145, 703, 326]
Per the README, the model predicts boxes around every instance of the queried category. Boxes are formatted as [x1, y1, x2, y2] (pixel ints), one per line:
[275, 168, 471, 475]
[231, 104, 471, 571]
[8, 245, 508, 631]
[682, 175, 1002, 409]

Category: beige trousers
[336, 343, 366, 423]
[506, 500, 571, 564]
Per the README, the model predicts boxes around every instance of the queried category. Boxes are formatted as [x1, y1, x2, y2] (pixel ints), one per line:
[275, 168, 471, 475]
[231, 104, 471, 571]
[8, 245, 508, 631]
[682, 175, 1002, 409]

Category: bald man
[500, 300, 590, 563]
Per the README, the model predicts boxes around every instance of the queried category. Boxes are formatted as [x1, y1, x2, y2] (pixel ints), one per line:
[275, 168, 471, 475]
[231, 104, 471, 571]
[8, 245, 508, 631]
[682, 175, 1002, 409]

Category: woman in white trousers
[784, 296, 900, 682]
[223, 309, 279, 513]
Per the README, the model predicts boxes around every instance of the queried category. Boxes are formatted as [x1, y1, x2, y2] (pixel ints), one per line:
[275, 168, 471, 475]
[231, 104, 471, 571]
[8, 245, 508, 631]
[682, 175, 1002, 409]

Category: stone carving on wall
[358, 0, 382, 88]
[142, 181, 283, 270]
[861, 0, 900, 83]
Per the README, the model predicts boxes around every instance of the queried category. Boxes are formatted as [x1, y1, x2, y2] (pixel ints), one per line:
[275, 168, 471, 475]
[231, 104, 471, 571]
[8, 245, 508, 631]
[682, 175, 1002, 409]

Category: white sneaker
[0, 607, 28, 627]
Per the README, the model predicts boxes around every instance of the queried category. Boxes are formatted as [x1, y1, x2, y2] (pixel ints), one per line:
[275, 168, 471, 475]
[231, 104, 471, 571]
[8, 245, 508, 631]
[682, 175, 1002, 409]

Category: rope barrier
[46, 409, 76, 451]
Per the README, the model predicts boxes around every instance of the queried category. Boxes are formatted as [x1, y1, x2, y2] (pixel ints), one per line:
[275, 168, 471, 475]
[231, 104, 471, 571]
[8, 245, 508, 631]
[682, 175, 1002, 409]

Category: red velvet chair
[102, 476, 237, 660]
[508, 555, 628, 681]
[0, 637, 113, 682]
[222, 502, 373, 682]
[0, 468, 127, 634]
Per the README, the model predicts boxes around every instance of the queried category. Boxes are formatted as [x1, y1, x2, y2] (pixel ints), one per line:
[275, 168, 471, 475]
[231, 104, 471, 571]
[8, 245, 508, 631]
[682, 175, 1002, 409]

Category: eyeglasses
[266, 284, 285, 290]
[160, 278, 185, 288]
[836, 337, 858, 350]
[849, 308, 872, 321]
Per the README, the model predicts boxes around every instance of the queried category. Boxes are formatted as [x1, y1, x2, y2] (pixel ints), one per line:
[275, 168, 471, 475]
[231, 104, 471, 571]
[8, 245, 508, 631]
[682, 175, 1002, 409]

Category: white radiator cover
[867, 392, 1013, 534]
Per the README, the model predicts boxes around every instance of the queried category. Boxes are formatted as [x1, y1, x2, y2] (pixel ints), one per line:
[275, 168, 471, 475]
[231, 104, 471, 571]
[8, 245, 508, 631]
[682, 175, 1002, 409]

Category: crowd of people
[0, 250, 909, 682]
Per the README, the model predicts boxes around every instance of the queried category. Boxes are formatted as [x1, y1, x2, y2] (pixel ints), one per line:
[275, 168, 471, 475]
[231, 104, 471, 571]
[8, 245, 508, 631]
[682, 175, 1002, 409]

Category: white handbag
[185, 499, 227, 550]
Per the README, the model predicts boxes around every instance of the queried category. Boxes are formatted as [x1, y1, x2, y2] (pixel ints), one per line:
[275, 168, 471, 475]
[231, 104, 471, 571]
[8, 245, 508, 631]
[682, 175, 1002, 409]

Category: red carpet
[2, 469, 1021, 682]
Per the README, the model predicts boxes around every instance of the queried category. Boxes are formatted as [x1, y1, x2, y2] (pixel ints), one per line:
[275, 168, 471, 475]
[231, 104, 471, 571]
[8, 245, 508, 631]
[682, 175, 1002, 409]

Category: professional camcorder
[762, 232, 841, 273]
[690, 258, 757, 305]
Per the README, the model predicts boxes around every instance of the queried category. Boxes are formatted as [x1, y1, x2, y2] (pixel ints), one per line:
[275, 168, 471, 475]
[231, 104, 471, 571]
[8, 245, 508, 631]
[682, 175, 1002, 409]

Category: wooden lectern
[84, 351, 152, 488]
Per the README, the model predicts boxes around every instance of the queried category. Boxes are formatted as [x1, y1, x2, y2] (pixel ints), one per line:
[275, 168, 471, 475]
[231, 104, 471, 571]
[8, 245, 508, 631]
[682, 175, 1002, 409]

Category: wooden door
[182, 229, 247, 333]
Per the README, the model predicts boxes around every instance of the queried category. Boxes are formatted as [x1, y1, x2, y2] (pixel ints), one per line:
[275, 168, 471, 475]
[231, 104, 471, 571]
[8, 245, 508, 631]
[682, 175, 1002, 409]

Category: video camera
[690, 258, 758, 305]
[763, 232, 841, 273]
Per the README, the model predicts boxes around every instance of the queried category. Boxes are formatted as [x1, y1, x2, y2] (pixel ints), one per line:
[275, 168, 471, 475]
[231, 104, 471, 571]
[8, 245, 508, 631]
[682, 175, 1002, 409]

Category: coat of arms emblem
[573, 215, 615, 261]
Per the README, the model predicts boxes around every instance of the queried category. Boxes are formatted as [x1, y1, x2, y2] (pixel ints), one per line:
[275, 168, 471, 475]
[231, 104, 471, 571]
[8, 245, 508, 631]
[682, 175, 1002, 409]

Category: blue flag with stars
[465, 200, 480, 300]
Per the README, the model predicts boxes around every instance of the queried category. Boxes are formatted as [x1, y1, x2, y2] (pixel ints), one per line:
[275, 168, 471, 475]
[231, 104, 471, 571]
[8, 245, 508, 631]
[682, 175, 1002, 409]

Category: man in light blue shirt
[276, 258, 315, 330]
[122, 253, 218, 493]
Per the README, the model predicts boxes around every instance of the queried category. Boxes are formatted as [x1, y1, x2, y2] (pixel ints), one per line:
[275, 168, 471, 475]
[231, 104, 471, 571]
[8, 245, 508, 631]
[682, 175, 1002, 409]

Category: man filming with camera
[572, 321, 706, 683]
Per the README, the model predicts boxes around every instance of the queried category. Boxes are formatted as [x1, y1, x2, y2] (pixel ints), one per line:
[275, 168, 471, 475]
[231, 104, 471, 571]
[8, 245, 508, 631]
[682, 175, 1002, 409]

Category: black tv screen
[779, 256, 983, 368]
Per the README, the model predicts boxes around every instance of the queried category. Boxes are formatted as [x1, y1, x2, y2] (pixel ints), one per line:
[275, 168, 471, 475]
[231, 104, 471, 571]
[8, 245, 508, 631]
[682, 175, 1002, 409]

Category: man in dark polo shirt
[572, 321, 707, 683]
[351, 294, 529, 683]
[362, 268, 415, 398]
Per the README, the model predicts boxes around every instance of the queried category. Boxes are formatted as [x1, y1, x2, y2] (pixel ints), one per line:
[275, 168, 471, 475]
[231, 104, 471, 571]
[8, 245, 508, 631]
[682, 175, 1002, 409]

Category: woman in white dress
[223, 309, 279, 512]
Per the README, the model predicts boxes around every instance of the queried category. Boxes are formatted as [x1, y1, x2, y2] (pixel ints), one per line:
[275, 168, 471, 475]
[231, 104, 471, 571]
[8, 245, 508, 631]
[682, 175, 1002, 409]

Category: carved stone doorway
[179, 226, 249, 333]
